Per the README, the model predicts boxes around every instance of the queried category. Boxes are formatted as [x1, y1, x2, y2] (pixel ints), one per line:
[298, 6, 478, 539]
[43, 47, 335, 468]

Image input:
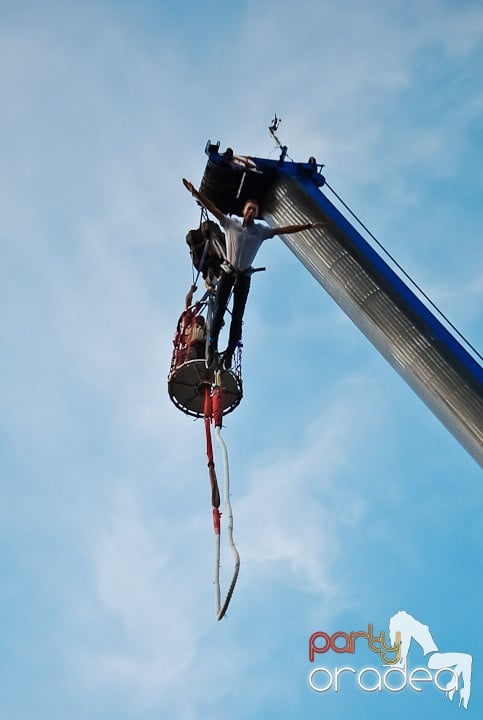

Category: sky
[1, 0, 482, 718]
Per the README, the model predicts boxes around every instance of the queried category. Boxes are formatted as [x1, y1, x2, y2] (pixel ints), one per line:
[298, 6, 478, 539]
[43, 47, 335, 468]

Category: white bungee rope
[213, 424, 240, 620]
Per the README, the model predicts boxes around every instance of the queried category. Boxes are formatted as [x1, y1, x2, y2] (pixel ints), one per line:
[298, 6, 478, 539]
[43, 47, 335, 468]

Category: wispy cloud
[72, 374, 380, 714]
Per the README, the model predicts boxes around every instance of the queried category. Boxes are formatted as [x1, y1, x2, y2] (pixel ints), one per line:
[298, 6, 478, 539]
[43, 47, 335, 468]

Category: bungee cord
[203, 377, 240, 620]
[213, 423, 240, 620]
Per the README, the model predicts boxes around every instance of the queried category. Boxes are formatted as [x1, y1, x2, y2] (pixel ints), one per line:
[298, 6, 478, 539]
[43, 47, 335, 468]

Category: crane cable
[325, 180, 483, 364]
[203, 377, 240, 621]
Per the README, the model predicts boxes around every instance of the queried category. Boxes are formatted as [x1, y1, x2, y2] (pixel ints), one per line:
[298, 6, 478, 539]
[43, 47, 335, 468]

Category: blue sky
[1, 0, 482, 718]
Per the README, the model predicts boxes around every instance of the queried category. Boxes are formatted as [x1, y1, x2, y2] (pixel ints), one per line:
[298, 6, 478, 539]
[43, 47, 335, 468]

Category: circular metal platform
[168, 359, 243, 418]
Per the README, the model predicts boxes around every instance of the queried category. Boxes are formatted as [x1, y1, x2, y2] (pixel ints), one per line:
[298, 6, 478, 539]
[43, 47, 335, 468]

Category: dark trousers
[210, 269, 251, 352]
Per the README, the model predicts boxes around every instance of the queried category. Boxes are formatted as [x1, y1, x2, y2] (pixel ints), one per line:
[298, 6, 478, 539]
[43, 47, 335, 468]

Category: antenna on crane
[268, 114, 288, 162]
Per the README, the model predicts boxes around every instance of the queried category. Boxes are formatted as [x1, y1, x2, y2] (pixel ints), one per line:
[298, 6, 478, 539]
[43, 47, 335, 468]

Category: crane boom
[200, 143, 483, 467]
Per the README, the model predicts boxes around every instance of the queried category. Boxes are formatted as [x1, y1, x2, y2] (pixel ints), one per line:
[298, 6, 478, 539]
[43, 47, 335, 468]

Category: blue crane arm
[200, 143, 483, 467]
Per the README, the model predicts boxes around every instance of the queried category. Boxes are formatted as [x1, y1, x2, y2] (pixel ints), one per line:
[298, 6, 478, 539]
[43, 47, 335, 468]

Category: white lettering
[308, 667, 332, 692]
[357, 667, 382, 692]
[383, 665, 407, 692]
[409, 667, 432, 691]
[308, 665, 460, 696]
[434, 667, 458, 693]
[334, 666, 356, 692]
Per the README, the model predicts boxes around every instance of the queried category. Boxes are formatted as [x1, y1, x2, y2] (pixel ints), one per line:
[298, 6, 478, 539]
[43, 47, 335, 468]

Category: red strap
[204, 385, 214, 465]
[203, 383, 212, 418]
[212, 385, 224, 428]
[203, 384, 221, 510]
[213, 508, 221, 535]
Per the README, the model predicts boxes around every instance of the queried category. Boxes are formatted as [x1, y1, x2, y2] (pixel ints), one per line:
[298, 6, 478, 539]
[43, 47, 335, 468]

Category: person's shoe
[205, 341, 216, 369]
[204, 273, 216, 292]
[221, 350, 233, 371]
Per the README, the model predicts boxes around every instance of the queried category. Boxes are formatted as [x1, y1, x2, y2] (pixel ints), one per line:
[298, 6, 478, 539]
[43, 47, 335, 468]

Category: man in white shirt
[183, 179, 324, 369]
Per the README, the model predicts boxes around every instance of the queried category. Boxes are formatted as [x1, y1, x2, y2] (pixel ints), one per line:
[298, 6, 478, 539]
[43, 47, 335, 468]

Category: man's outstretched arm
[183, 179, 225, 224]
[271, 220, 326, 236]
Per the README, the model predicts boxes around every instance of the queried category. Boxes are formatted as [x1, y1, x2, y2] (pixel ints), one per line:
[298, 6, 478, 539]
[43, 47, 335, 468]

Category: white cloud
[236, 375, 375, 593]
[71, 373, 379, 711]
